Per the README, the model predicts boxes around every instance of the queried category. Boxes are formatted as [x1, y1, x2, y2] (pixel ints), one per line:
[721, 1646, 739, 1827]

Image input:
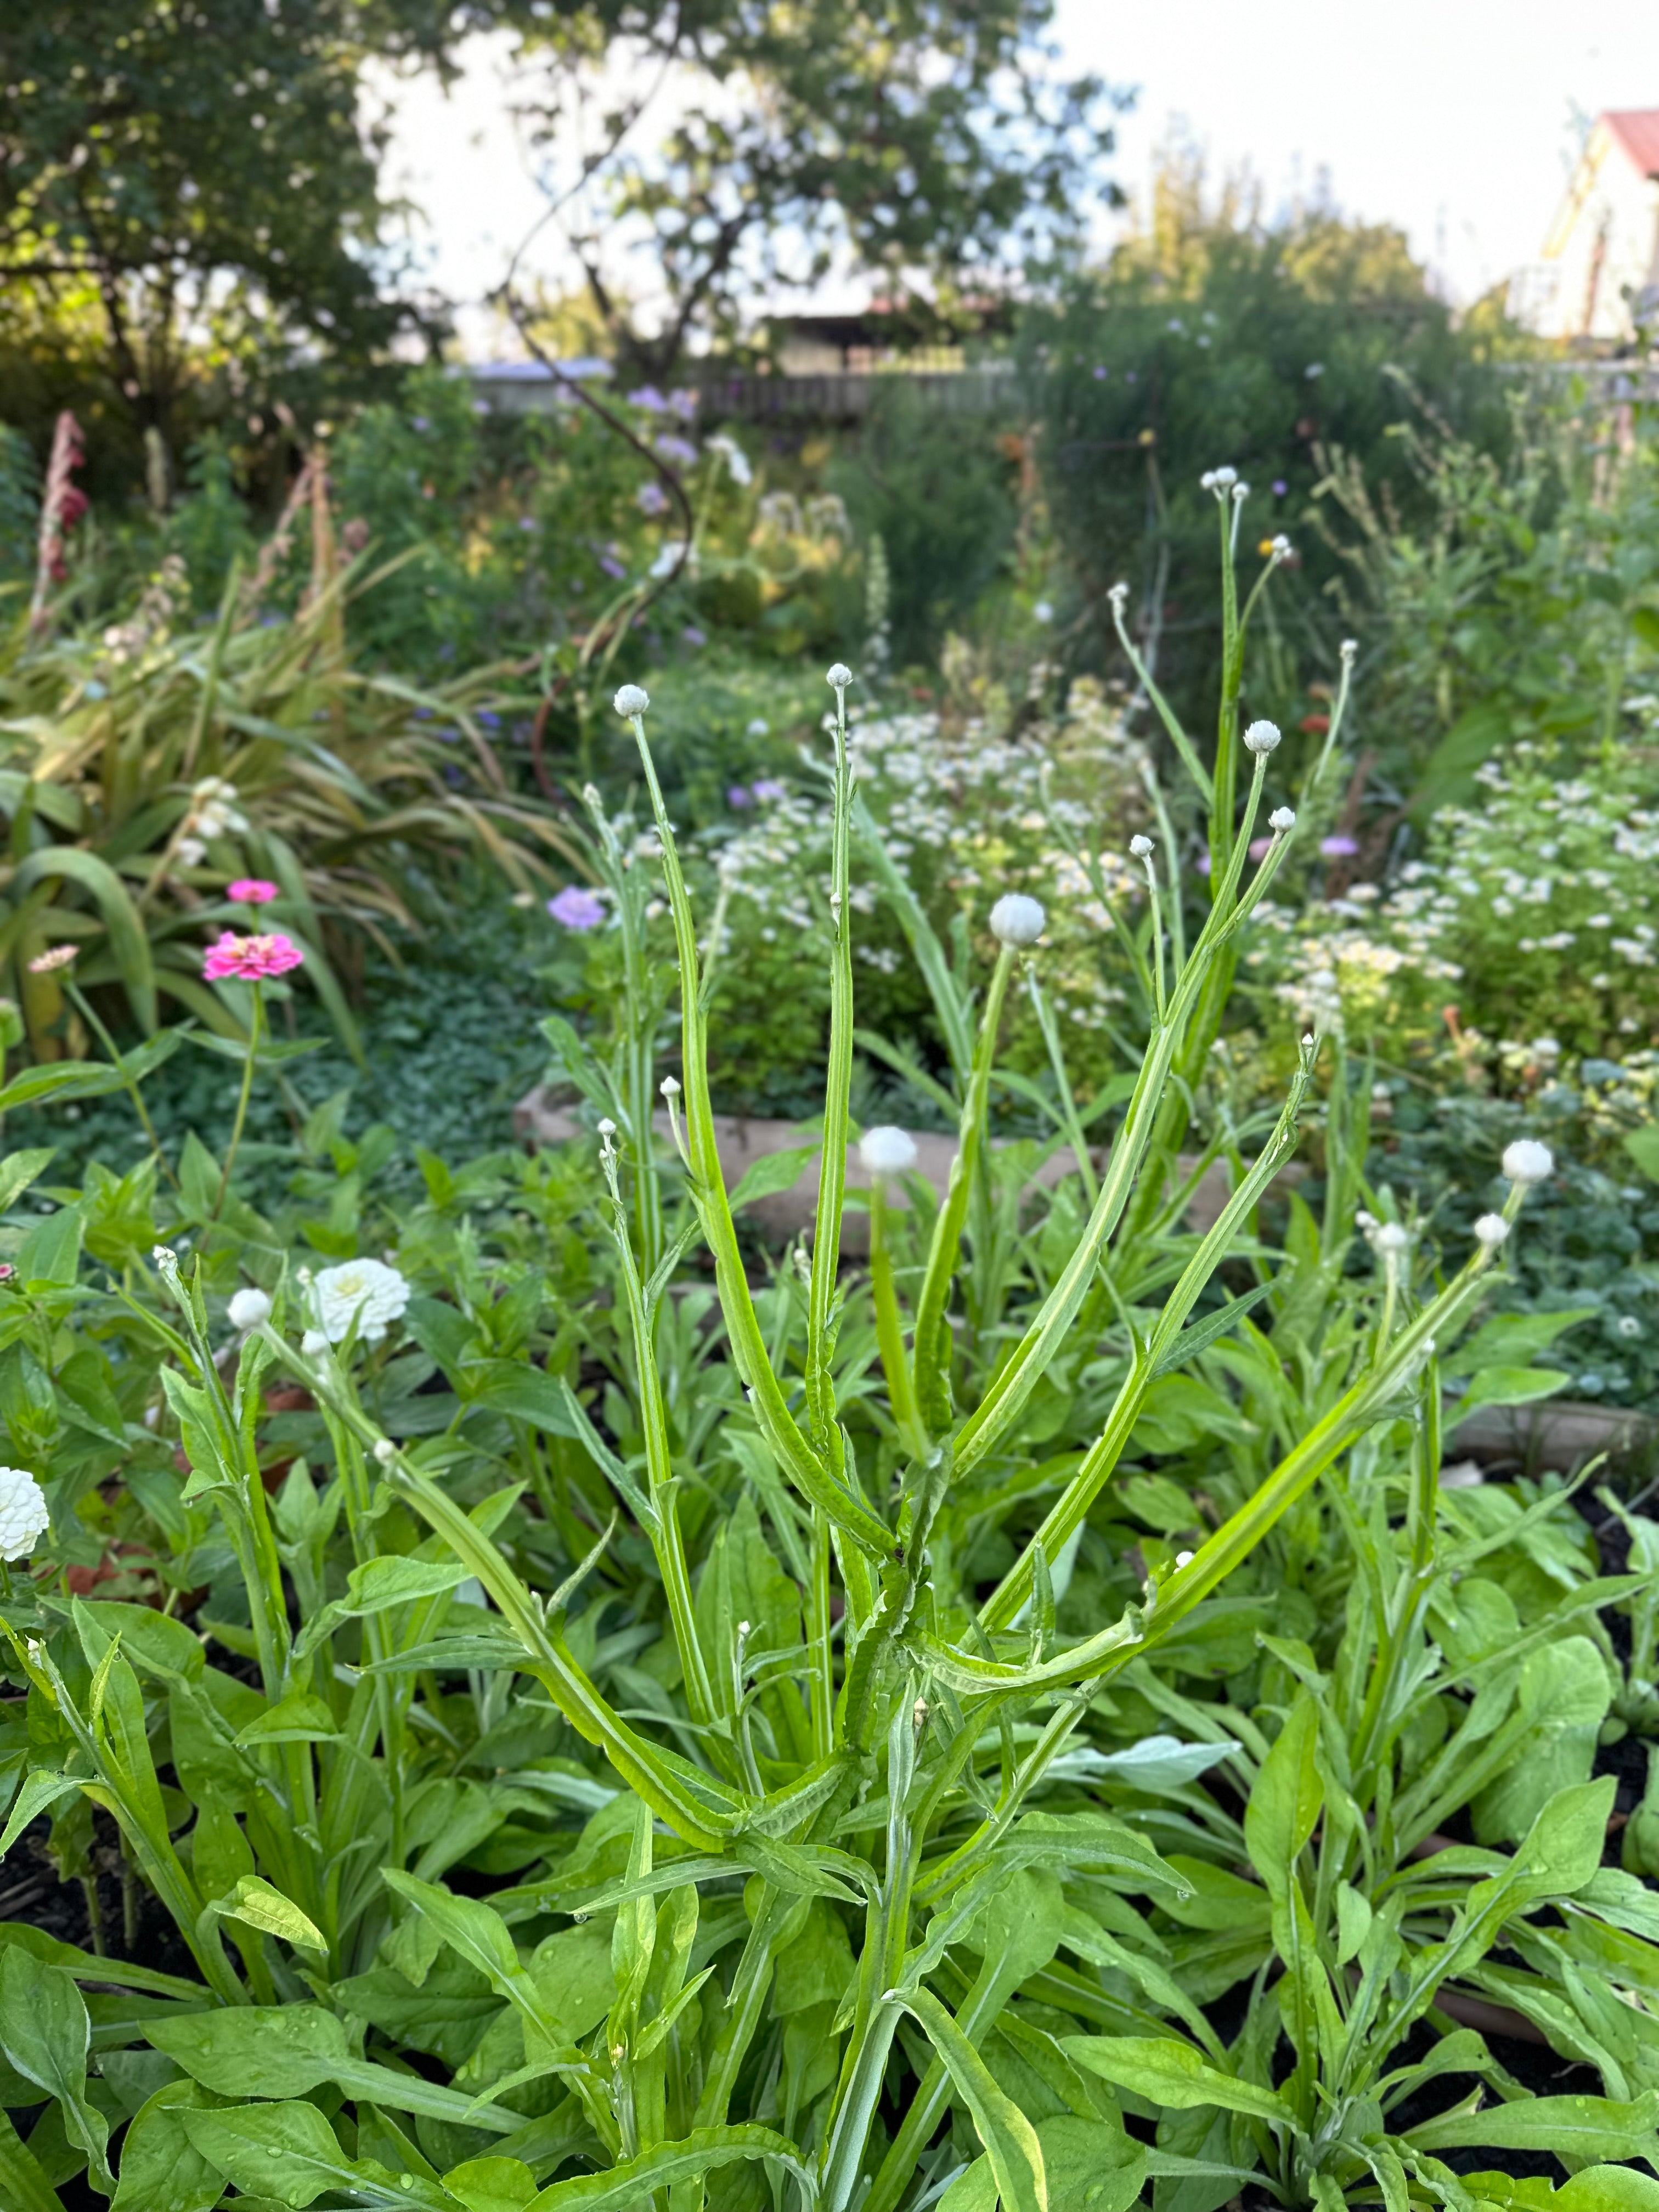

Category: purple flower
[752, 778, 786, 802]
[413, 706, 434, 720]
[1194, 850, 1212, 875]
[411, 416, 430, 432]
[1321, 834, 1359, 858]
[655, 435, 699, 468]
[727, 785, 754, 810]
[1248, 835, 1273, 861]
[681, 625, 707, 648]
[549, 886, 607, 930]
[631, 385, 668, 414]
[1093, 366, 1107, 380]
[518, 516, 537, 532]
[667, 388, 698, 421]
[599, 555, 627, 580]
[477, 710, 501, 729]
[636, 482, 668, 516]
[1272, 478, 1288, 496]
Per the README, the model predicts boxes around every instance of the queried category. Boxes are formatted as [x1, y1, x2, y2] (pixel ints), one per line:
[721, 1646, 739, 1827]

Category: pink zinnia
[226, 878, 279, 906]
[203, 930, 304, 981]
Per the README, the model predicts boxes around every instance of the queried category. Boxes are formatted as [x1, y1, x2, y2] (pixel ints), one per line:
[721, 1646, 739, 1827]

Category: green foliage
[0, 538, 1649, 2212]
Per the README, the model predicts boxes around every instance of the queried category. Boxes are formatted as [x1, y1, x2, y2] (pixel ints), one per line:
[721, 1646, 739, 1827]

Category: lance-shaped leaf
[0, 1954, 112, 2192]
[182, 2100, 466, 2210]
[1063, 2035, 1297, 2128]
[888, 1984, 1047, 2212]
[522, 2124, 812, 2207]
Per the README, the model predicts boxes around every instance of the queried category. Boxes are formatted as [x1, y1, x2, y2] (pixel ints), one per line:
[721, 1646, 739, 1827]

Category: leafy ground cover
[0, 507, 1654, 2212]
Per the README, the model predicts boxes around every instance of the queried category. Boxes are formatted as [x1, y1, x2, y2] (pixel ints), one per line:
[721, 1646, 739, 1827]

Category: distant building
[1515, 111, 1659, 342]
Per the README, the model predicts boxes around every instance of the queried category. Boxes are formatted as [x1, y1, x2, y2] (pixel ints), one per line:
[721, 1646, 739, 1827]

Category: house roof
[1605, 110, 1659, 177]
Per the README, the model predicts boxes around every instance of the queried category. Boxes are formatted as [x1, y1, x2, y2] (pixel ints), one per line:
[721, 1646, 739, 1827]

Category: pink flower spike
[227, 878, 279, 906]
[203, 930, 304, 981]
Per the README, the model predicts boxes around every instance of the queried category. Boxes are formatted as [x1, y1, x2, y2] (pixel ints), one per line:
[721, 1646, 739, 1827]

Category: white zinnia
[1473, 1214, 1510, 1248]
[313, 1259, 411, 1346]
[860, 1126, 919, 1178]
[1502, 1138, 1554, 1185]
[613, 685, 651, 719]
[1243, 720, 1282, 755]
[989, 893, 1045, 947]
[0, 1466, 49, 1560]
[227, 1287, 272, 1332]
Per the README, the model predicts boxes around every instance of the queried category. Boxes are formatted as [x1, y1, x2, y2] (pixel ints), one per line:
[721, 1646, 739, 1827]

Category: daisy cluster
[1248, 738, 1659, 1052]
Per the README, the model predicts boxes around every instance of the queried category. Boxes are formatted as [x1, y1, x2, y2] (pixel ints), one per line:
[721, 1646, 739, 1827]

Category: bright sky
[377, 1, 1659, 353]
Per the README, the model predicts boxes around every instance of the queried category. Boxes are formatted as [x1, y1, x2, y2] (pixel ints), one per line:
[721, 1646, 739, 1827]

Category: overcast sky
[378, 1, 1659, 350]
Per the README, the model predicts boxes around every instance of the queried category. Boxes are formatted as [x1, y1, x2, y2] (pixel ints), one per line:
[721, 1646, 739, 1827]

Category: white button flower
[227, 1287, 272, 1331]
[860, 1126, 919, 1178]
[989, 893, 1046, 947]
[1243, 720, 1282, 755]
[826, 662, 853, 689]
[613, 685, 651, 719]
[312, 1259, 411, 1346]
[1501, 1139, 1554, 1185]
[1269, 807, 1296, 832]
[1473, 1214, 1510, 1248]
[1129, 834, 1154, 858]
[0, 1466, 49, 1560]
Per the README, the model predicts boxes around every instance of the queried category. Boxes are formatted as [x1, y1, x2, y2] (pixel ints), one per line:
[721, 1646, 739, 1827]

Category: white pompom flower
[1128, 834, 1154, 858]
[860, 1126, 919, 1178]
[1473, 1214, 1510, 1248]
[989, 893, 1046, 947]
[227, 1287, 272, 1332]
[1243, 720, 1282, 755]
[826, 662, 853, 689]
[613, 685, 651, 719]
[0, 1466, 49, 1561]
[313, 1259, 411, 1347]
[1269, 806, 1296, 832]
[1502, 1139, 1554, 1185]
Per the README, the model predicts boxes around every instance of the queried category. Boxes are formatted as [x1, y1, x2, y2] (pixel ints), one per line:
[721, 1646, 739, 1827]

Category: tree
[505, 0, 1123, 380]
[0, 0, 458, 469]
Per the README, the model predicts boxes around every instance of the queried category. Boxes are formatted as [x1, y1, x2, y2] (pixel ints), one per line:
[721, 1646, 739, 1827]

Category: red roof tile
[1605, 110, 1659, 177]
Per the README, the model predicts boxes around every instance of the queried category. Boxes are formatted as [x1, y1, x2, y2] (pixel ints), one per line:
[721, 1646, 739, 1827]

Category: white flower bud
[1374, 1222, 1410, 1254]
[0, 1466, 49, 1560]
[1108, 581, 1129, 613]
[860, 1125, 919, 1178]
[373, 1438, 397, 1465]
[1340, 638, 1357, 662]
[1243, 720, 1282, 755]
[301, 1329, 329, 1355]
[659, 1075, 681, 1098]
[989, 893, 1045, 947]
[227, 1287, 272, 1332]
[1502, 1138, 1554, 1185]
[826, 663, 853, 689]
[613, 685, 651, 719]
[1269, 806, 1296, 832]
[1269, 534, 1292, 558]
[1232, 481, 1250, 503]
[1473, 1214, 1510, 1248]
[1128, 834, 1155, 858]
[152, 1244, 179, 1278]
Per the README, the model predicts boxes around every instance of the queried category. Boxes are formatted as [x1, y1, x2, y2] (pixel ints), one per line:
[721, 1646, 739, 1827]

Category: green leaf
[1404, 2090, 1659, 2164]
[0, 1149, 56, 1215]
[1037, 2113, 1147, 2212]
[205, 1875, 326, 1952]
[0, 1772, 81, 1857]
[523, 2125, 811, 2207]
[727, 1143, 820, 1212]
[0, 1062, 128, 1114]
[1243, 1694, 1322, 1901]
[292, 1554, 471, 1662]
[937, 2158, 997, 2212]
[1625, 1125, 1659, 1184]
[891, 1985, 1046, 2212]
[233, 1692, 342, 1746]
[0, 2108, 65, 2212]
[1558, 2170, 1659, 2209]
[110, 2080, 227, 2212]
[0, 1954, 111, 2191]
[443, 2157, 539, 2212]
[1448, 1366, 1572, 1427]
[181, 2100, 462, 2210]
[1063, 2034, 1297, 2126]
